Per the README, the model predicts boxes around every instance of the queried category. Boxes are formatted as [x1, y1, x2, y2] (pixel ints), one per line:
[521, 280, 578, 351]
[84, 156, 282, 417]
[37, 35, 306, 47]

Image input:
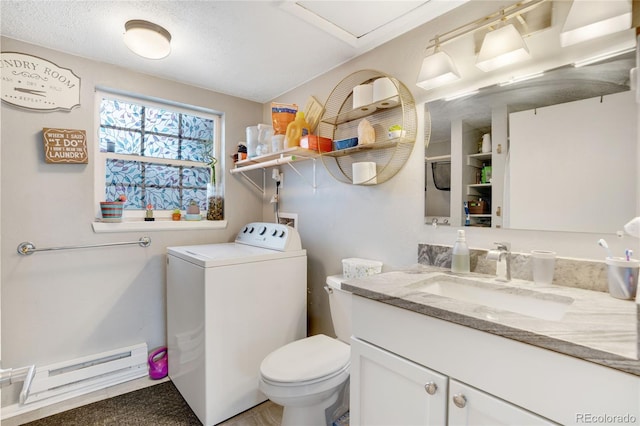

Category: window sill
[92, 219, 228, 233]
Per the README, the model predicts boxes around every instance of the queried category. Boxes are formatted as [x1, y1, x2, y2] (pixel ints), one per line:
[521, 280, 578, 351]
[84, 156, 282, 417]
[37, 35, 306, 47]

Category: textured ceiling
[0, 0, 466, 103]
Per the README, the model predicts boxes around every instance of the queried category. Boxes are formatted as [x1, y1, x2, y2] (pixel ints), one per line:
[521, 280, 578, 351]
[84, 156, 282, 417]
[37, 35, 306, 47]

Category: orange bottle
[284, 112, 311, 148]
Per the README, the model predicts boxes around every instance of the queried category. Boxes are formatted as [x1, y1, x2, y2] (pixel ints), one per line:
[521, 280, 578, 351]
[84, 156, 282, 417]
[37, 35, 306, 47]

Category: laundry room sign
[1, 52, 81, 112]
[43, 128, 88, 164]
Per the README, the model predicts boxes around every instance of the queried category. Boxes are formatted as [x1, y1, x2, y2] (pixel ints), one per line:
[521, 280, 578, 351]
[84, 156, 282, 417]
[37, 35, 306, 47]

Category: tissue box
[333, 137, 358, 150]
[342, 258, 383, 279]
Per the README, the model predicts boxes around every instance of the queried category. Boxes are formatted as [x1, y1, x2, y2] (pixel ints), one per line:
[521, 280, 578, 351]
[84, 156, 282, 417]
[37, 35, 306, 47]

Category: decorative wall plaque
[43, 128, 88, 164]
[1, 52, 81, 112]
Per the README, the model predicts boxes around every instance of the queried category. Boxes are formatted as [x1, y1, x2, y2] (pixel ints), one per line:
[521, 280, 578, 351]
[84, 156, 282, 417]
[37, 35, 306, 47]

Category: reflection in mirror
[424, 51, 636, 234]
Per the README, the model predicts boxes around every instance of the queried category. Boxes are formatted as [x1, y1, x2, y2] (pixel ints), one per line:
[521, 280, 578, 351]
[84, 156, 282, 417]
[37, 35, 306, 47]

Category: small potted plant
[100, 194, 126, 222]
[172, 209, 182, 221]
[186, 200, 201, 221]
[144, 203, 155, 221]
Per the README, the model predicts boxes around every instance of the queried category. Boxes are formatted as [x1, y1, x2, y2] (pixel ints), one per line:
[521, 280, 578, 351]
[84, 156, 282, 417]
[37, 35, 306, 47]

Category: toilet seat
[260, 334, 350, 384]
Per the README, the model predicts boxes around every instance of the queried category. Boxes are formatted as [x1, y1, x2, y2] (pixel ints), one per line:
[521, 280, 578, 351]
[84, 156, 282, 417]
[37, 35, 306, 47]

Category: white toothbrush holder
[605, 257, 639, 300]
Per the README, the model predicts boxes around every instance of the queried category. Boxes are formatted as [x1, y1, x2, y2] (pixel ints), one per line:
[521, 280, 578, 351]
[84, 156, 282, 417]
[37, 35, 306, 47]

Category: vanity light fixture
[560, 0, 632, 47]
[416, 37, 461, 90]
[415, 0, 547, 91]
[124, 20, 172, 60]
[572, 46, 636, 68]
[498, 71, 545, 86]
[476, 17, 530, 72]
[444, 89, 479, 102]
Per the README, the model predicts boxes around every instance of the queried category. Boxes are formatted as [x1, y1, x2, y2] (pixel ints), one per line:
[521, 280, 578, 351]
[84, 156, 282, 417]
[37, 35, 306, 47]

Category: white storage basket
[342, 258, 383, 279]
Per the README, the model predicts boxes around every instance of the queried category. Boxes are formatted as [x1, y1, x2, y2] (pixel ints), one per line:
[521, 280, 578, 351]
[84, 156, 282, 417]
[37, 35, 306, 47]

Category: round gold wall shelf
[317, 69, 417, 185]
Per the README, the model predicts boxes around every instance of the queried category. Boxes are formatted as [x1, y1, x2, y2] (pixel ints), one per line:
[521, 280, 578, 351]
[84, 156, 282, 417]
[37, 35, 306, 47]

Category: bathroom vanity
[343, 269, 640, 426]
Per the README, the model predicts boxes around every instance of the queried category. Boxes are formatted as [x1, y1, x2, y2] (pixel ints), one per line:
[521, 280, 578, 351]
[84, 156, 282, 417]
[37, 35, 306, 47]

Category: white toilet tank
[326, 275, 352, 343]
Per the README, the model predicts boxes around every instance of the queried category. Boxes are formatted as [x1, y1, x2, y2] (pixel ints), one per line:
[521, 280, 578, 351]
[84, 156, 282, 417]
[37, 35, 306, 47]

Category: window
[95, 90, 221, 220]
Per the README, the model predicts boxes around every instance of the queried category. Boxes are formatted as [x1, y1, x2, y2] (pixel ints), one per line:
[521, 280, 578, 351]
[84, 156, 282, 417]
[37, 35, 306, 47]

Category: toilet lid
[260, 334, 350, 383]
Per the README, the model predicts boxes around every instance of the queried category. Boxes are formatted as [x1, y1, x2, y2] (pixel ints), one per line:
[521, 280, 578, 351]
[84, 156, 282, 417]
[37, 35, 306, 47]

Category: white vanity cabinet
[350, 295, 640, 426]
[350, 338, 551, 426]
[350, 337, 447, 425]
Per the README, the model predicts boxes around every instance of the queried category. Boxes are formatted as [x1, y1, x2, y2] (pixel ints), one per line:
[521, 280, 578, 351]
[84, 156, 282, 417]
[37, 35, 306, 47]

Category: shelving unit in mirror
[466, 152, 492, 227]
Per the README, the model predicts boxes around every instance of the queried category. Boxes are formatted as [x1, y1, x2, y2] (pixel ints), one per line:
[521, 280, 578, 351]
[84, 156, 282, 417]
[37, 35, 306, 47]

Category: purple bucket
[148, 347, 168, 380]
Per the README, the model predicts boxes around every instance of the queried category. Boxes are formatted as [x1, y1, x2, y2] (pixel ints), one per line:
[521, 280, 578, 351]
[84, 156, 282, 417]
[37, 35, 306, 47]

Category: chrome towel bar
[17, 237, 151, 255]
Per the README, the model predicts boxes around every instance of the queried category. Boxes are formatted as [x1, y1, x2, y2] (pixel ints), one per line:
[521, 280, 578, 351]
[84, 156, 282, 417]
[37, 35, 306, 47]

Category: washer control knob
[258, 226, 267, 235]
[272, 229, 278, 237]
[279, 230, 286, 238]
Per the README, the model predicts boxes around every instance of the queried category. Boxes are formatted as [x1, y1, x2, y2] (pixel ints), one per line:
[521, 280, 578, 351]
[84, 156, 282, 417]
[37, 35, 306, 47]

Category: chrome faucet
[486, 242, 511, 281]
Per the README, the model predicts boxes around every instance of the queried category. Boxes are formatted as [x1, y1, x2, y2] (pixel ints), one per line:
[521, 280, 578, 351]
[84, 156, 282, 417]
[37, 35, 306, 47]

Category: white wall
[0, 37, 264, 406]
[264, 1, 640, 336]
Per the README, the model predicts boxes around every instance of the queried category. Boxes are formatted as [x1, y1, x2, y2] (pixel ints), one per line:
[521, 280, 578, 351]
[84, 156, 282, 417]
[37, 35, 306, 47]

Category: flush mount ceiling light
[416, 38, 461, 90]
[476, 22, 530, 72]
[560, 0, 632, 47]
[124, 20, 172, 60]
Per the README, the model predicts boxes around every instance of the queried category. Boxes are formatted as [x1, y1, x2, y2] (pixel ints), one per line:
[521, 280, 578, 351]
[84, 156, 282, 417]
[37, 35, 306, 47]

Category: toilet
[259, 275, 352, 426]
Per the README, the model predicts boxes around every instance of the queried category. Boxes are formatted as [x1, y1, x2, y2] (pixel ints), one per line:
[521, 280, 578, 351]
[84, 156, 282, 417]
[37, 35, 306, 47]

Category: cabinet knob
[424, 382, 438, 395]
[452, 393, 467, 408]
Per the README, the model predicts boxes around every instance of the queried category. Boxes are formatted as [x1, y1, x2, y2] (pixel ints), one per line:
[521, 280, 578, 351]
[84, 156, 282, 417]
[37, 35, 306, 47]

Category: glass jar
[207, 182, 224, 220]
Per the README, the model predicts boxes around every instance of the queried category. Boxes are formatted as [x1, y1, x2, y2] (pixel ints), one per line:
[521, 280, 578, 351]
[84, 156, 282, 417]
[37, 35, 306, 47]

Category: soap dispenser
[452, 230, 470, 273]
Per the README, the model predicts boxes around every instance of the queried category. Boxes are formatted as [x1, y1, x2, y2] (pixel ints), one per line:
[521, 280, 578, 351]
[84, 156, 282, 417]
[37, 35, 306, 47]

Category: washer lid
[167, 242, 305, 267]
[260, 335, 350, 383]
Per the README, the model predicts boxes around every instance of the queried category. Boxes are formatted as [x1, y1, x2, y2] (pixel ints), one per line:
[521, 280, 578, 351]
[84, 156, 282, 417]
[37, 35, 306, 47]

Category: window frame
[93, 89, 223, 222]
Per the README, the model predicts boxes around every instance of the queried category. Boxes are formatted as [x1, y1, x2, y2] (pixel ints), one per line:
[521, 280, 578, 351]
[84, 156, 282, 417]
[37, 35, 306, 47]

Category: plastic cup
[605, 257, 639, 300]
[272, 135, 285, 152]
[531, 250, 556, 284]
[246, 126, 259, 158]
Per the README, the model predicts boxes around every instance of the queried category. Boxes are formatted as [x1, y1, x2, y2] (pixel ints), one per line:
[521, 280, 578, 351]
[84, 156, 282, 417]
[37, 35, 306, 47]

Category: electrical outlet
[272, 168, 283, 189]
[278, 212, 297, 229]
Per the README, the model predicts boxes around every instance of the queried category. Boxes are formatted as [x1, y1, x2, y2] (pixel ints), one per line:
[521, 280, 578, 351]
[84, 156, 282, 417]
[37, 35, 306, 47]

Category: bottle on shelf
[481, 163, 492, 184]
[284, 111, 311, 148]
[451, 229, 470, 273]
[481, 133, 491, 153]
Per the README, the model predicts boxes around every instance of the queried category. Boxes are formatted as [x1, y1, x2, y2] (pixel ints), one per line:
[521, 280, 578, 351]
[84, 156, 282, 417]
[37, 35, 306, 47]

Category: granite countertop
[342, 266, 640, 376]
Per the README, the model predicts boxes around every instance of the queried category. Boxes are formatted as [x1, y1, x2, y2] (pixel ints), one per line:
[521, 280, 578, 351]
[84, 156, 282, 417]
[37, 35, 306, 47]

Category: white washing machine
[166, 222, 307, 426]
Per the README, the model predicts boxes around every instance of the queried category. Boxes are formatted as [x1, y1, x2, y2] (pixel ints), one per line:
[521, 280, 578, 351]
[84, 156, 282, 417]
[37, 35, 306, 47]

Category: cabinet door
[350, 337, 447, 426]
[448, 379, 556, 426]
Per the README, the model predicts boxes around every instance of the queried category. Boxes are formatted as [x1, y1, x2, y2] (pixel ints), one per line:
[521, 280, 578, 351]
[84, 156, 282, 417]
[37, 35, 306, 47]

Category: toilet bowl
[258, 275, 352, 426]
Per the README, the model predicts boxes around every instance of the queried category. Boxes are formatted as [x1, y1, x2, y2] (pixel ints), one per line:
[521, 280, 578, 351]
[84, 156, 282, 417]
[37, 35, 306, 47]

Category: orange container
[300, 135, 333, 152]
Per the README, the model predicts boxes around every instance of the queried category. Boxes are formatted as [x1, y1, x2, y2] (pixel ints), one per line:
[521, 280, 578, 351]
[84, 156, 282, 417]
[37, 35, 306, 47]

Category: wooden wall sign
[43, 128, 88, 164]
[1, 52, 81, 112]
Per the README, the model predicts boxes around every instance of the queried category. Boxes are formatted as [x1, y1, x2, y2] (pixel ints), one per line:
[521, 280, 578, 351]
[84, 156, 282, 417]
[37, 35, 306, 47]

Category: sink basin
[415, 275, 574, 321]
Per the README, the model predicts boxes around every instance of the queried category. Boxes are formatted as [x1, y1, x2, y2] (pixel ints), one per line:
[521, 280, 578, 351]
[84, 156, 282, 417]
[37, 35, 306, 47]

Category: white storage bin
[342, 258, 383, 279]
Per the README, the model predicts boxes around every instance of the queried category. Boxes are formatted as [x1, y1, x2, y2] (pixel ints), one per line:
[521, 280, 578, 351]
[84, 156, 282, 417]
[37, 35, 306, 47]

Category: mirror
[424, 51, 637, 234]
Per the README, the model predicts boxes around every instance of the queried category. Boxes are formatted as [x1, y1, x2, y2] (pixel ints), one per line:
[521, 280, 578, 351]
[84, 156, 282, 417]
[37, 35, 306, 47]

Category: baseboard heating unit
[1, 343, 148, 419]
